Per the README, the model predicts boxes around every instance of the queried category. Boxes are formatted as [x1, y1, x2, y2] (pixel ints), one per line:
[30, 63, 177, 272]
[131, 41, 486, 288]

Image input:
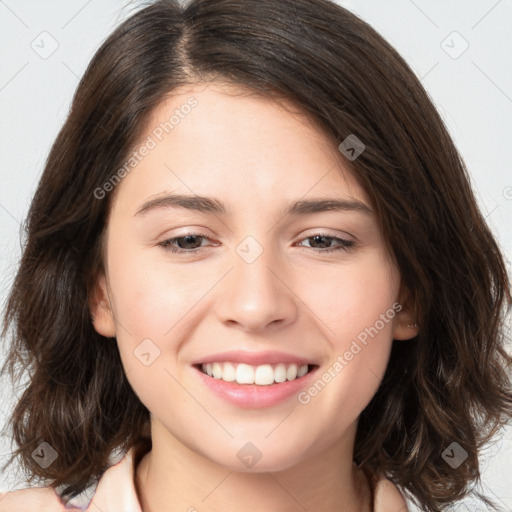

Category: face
[91, 82, 416, 472]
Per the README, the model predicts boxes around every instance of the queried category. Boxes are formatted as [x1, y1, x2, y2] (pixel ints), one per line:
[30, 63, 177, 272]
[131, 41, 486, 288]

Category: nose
[214, 241, 298, 333]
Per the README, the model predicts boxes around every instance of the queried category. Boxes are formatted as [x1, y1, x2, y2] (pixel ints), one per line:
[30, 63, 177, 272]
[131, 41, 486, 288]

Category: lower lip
[193, 365, 318, 409]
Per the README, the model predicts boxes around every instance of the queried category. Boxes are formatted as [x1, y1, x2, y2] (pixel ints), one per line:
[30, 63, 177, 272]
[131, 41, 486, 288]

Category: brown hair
[2, 0, 511, 510]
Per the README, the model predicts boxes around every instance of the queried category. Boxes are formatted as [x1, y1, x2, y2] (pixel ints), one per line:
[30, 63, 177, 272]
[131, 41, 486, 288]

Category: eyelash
[158, 232, 356, 255]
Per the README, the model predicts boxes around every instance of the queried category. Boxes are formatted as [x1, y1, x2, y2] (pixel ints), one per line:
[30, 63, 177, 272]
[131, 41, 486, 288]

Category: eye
[158, 233, 216, 254]
[295, 233, 356, 253]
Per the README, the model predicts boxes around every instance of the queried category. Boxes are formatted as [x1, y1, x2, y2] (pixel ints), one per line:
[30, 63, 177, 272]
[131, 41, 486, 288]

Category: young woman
[1, 1, 511, 511]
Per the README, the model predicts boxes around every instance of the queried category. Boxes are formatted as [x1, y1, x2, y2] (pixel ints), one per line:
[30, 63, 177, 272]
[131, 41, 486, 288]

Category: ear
[392, 286, 419, 340]
[89, 273, 117, 338]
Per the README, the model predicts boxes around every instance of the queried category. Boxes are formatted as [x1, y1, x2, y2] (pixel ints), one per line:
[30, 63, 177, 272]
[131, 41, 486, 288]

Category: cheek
[107, 255, 201, 412]
[107, 236, 211, 338]
[295, 253, 398, 343]
[294, 255, 399, 411]
[104, 238, 200, 381]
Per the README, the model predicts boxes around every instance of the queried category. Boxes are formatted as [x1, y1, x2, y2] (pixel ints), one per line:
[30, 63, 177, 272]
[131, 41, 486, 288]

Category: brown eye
[159, 233, 215, 254]
[297, 234, 355, 253]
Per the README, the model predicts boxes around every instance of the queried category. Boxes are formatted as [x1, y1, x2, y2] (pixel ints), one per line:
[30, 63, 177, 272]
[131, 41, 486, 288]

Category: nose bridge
[235, 236, 276, 294]
[215, 234, 297, 331]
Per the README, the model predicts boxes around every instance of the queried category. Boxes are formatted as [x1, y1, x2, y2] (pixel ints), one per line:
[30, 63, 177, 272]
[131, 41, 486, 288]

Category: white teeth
[222, 362, 236, 381]
[274, 363, 287, 383]
[212, 362, 223, 379]
[200, 362, 310, 385]
[254, 364, 274, 385]
[236, 363, 255, 384]
[286, 364, 297, 380]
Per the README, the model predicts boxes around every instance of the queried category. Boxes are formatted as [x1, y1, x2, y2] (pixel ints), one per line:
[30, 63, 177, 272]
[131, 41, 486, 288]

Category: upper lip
[192, 350, 317, 366]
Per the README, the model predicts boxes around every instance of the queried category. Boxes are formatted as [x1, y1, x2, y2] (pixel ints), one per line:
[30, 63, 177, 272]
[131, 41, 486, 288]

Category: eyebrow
[134, 194, 372, 217]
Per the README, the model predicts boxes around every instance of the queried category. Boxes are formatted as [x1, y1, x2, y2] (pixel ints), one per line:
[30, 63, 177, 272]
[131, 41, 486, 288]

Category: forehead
[109, 81, 369, 216]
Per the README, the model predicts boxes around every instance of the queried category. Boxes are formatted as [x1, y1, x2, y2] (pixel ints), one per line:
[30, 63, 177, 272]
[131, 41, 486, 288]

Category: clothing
[0, 447, 409, 511]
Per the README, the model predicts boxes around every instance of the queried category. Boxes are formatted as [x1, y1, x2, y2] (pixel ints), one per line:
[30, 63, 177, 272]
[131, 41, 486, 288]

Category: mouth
[192, 358, 320, 409]
[193, 362, 319, 386]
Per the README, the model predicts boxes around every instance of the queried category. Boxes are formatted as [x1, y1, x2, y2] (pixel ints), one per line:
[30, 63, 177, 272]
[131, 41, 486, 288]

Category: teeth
[274, 363, 287, 383]
[222, 362, 236, 381]
[201, 362, 310, 385]
[236, 363, 255, 384]
[286, 364, 297, 380]
[212, 362, 223, 379]
[254, 364, 274, 385]
[297, 364, 308, 377]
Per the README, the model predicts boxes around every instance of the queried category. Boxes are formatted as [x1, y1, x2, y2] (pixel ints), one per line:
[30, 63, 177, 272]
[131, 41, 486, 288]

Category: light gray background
[0, 0, 511, 509]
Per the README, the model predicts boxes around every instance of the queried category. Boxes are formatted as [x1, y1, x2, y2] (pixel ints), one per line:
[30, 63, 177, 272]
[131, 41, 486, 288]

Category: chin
[202, 439, 311, 474]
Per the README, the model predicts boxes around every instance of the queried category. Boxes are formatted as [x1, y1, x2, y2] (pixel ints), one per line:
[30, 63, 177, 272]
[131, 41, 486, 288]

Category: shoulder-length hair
[2, 1, 511, 510]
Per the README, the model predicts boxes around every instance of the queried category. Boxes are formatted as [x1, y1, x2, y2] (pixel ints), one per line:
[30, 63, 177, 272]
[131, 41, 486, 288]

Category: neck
[134, 419, 372, 512]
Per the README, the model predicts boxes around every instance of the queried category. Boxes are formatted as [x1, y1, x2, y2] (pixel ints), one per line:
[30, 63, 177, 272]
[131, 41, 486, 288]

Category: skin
[90, 82, 418, 512]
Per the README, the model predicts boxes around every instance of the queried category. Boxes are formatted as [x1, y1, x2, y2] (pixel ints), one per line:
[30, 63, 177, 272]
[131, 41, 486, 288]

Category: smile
[199, 362, 315, 385]
[191, 350, 320, 408]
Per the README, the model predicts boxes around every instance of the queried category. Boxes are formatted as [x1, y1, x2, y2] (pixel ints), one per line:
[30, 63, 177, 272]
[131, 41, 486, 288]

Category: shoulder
[0, 486, 82, 511]
[358, 463, 409, 512]
[373, 475, 409, 511]
[0, 446, 143, 512]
